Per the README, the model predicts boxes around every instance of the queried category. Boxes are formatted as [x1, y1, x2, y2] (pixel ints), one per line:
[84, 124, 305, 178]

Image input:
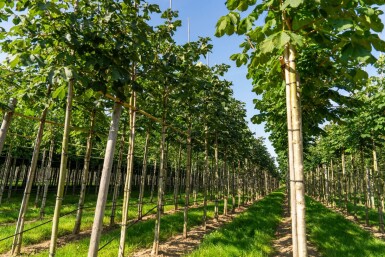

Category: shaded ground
[331, 206, 385, 241]
[131, 205, 250, 257]
[272, 197, 320, 257]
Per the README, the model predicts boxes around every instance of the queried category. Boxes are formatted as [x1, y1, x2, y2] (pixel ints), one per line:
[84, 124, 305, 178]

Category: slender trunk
[283, 49, 298, 257]
[0, 98, 17, 155]
[286, 44, 307, 257]
[0, 144, 12, 204]
[373, 140, 384, 232]
[7, 157, 17, 200]
[12, 101, 49, 255]
[40, 137, 55, 219]
[214, 133, 219, 222]
[151, 93, 168, 256]
[174, 143, 182, 210]
[118, 92, 137, 257]
[110, 123, 126, 226]
[183, 124, 192, 238]
[150, 159, 157, 203]
[223, 151, 228, 216]
[87, 102, 122, 257]
[49, 81, 73, 257]
[34, 149, 47, 208]
[73, 109, 96, 234]
[203, 125, 208, 230]
[138, 128, 151, 219]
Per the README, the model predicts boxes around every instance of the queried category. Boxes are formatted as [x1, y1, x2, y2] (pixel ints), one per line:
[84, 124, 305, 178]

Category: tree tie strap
[286, 81, 298, 85]
[290, 180, 304, 183]
[287, 129, 300, 132]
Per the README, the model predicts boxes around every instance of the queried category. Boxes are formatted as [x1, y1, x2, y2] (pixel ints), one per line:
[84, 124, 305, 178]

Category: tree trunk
[138, 128, 151, 219]
[73, 109, 96, 234]
[372, 140, 384, 232]
[151, 93, 168, 256]
[40, 137, 55, 219]
[87, 102, 122, 257]
[0, 98, 17, 155]
[286, 44, 307, 257]
[203, 125, 209, 230]
[282, 49, 299, 257]
[118, 92, 137, 257]
[12, 102, 49, 255]
[174, 143, 182, 210]
[49, 81, 74, 257]
[214, 133, 219, 222]
[150, 159, 157, 203]
[183, 124, 192, 238]
[110, 123, 126, 226]
[0, 144, 13, 204]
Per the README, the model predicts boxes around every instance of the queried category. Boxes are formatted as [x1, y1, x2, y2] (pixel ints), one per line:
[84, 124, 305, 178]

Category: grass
[306, 196, 385, 257]
[0, 189, 182, 254]
[32, 202, 218, 257]
[186, 190, 285, 257]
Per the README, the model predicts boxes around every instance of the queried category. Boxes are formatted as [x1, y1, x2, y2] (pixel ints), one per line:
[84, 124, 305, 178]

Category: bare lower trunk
[40, 137, 55, 219]
[13, 102, 49, 255]
[183, 125, 192, 238]
[110, 123, 126, 226]
[287, 44, 307, 257]
[203, 125, 208, 230]
[49, 81, 73, 257]
[138, 128, 151, 219]
[118, 92, 137, 257]
[87, 102, 122, 257]
[73, 110, 96, 234]
[174, 143, 182, 210]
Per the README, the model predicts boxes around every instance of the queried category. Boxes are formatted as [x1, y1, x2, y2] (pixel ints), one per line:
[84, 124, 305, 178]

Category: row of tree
[216, 0, 385, 256]
[0, 1, 278, 256]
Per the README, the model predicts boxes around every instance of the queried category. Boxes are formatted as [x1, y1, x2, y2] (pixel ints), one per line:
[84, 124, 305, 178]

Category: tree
[216, 1, 385, 256]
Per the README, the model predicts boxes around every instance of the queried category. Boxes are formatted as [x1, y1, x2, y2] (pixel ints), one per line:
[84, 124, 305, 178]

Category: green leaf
[281, 0, 304, 10]
[215, 16, 229, 37]
[7, 54, 20, 68]
[226, 0, 240, 10]
[52, 85, 67, 99]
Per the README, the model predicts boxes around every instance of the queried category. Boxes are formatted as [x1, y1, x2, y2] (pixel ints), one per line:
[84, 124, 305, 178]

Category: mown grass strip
[0, 191, 180, 253]
[306, 197, 385, 257]
[32, 203, 218, 257]
[186, 190, 284, 257]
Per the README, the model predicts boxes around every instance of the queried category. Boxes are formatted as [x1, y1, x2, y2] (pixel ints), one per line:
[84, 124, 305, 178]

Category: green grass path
[186, 190, 285, 257]
[306, 196, 385, 257]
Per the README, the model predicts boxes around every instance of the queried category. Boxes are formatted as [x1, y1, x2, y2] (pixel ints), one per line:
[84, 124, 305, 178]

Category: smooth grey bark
[49, 81, 73, 257]
[87, 102, 122, 257]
